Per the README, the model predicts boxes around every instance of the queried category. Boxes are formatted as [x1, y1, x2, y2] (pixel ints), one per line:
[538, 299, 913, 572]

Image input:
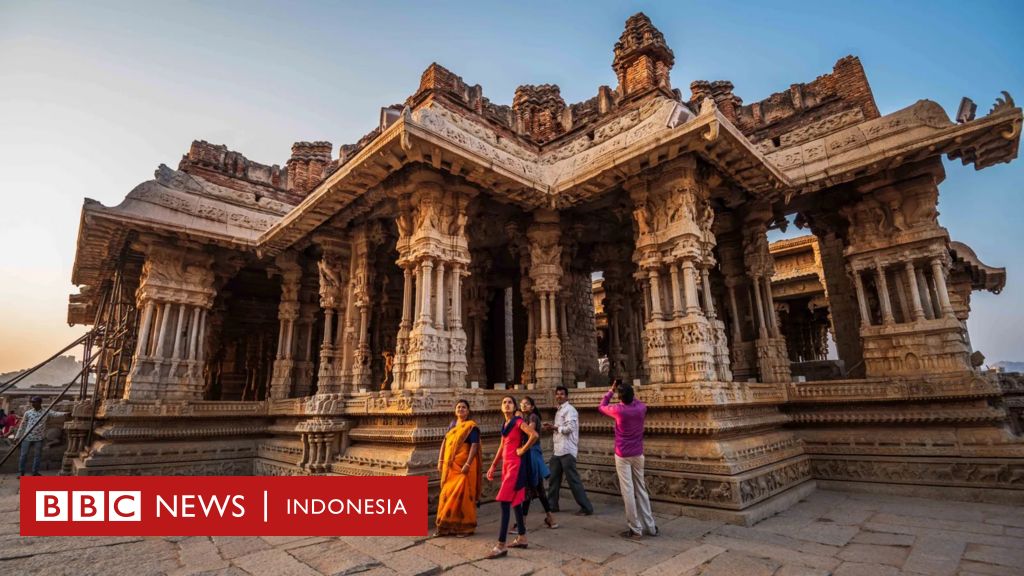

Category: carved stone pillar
[393, 170, 472, 389]
[345, 227, 374, 392]
[931, 258, 955, 318]
[718, 223, 756, 381]
[683, 260, 701, 315]
[701, 267, 716, 319]
[269, 251, 303, 400]
[875, 262, 895, 325]
[628, 156, 721, 384]
[852, 268, 871, 326]
[434, 262, 445, 330]
[527, 209, 563, 388]
[394, 264, 414, 390]
[905, 262, 926, 321]
[916, 267, 935, 320]
[314, 236, 348, 394]
[726, 283, 741, 342]
[806, 224, 865, 375]
[743, 219, 790, 383]
[648, 270, 665, 320]
[125, 243, 216, 400]
[669, 263, 683, 317]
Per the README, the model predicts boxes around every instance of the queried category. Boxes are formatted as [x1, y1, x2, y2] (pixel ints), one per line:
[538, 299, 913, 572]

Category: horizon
[1, 0, 1022, 372]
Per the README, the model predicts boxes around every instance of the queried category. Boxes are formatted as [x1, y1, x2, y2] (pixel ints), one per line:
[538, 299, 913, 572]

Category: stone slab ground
[0, 474, 1020, 576]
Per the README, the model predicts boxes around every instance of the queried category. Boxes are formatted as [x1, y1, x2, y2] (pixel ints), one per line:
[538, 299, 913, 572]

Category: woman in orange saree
[435, 399, 482, 536]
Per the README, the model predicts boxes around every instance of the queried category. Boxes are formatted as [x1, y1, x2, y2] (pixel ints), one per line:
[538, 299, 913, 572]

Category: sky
[1, 0, 1022, 373]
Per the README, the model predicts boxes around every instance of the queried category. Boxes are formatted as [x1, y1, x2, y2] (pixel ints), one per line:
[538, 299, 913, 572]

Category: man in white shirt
[542, 386, 594, 515]
[15, 396, 68, 477]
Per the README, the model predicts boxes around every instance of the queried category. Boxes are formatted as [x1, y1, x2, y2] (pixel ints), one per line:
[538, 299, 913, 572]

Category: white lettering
[284, 498, 409, 516]
[155, 495, 175, 518]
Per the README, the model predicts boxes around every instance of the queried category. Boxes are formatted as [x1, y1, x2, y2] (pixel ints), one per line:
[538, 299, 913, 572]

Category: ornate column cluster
[347, 227, 375, 391]
[839, 163, 971, 376]
[392, 170, 473, 389]
[313, 236, 350, 394]
[628, 156, 731, 384]
[268, 252, 304, 400]
[526, 209, 564, 388]
[126, 243, 217, 400]
[742, 219, 792, 383]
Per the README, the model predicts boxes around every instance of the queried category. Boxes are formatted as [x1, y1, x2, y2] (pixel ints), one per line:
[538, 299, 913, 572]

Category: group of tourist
[434, 380, 656, 558]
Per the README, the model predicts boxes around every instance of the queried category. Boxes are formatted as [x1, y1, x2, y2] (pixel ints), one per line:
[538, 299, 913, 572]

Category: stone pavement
[0, 474, 1021, 576]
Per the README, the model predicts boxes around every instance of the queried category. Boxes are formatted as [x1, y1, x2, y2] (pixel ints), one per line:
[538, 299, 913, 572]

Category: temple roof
[69, 165, 292, 320]
[256, 95, 793, 255]
[950, 241, 1007, 294]
[67, 13, 1022, 323]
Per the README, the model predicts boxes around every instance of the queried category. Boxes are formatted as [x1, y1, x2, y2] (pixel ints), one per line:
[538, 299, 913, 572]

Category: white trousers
[614, 454, 657, 535]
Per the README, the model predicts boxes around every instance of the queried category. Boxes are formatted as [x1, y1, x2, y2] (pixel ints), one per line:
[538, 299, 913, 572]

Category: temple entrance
[464, 195, 531, 389]
[206, 265, 281, 400]
[564, 191, 642, 386]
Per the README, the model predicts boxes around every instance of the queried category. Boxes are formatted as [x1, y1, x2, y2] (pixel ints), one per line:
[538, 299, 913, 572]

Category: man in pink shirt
[598, 379, 658, 539]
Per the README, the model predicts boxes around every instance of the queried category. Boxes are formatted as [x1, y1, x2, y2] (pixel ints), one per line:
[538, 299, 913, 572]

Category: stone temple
[64, 14, 1023, 522]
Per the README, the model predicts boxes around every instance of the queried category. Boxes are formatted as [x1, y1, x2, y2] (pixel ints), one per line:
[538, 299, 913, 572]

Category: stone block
[702, 535, 839, 571]
[230, 549, 320, 576]
[837, 543, 907, 566]
[211, 536, 272, 560]
[793, 521, 859, 546]
[639, 543, 726, 576]
[902, 535, 965, 576]
[963, 544, 1024, 569]
[177, 536, 229, 572]
[287, 539, 381, 575]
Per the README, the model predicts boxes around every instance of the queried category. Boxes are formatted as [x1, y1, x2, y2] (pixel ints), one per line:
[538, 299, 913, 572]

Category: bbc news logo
[35, 491, 141, 522]
[22, 476, 428, 537]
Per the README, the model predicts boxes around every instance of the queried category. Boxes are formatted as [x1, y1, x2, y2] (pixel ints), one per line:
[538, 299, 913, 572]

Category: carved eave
[768, 98, 1022, 199]
[258, 106, 552, 257]
[552, 101, 791, 207]
[950, 241, 1006, 294]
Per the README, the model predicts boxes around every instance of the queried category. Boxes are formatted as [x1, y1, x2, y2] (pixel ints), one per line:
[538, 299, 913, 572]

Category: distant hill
[992, 361, 1024, 373]
[0, 355, 85, 388]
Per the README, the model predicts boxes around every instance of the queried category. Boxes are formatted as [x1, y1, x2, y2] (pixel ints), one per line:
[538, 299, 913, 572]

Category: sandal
[487, 546, 508, 559]
[544, 516, 559, 529]
[509, 536, 529, 549]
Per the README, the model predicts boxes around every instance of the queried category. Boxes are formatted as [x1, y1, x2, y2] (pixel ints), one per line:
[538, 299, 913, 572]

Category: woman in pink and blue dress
[485, 395, 539, 559]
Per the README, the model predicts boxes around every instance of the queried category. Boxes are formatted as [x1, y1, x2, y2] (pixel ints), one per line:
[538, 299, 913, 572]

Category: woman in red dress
[485, 395, 539, 559]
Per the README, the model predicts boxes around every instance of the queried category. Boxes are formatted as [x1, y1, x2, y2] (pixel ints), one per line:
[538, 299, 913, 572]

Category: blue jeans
[18, 439, 43, 475]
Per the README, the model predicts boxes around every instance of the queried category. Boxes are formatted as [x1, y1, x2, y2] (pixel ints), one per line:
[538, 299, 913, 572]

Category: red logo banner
[20, 476, 428, 536]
